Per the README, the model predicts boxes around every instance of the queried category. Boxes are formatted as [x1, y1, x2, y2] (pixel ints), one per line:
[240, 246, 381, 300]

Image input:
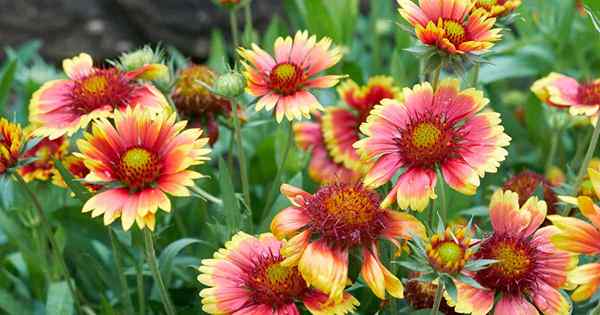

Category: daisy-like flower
[447, 190, 577, 315]
[0, 118, 25, 175]
[197, 232, 358, 315]
[472, 0, 522, 18]
[397, 0, 502, 55]
[294, 116, 360, 184]
[271, 183, 426, 301]
[17, 128, 67, 182]
[29, 53, 168, 139]
[75, 106, 210, 231]
[548, 167, 600, 302]
[171, 64, 232, 145]
[52, 154, 101, 192]
[238, 30, 345, 122]
[355, 78, 510, 211]
[426, 225, 473, 274]
[503, 170, 559, 215]
[532, 73, 600, 121]
[323, 76, 402, 174]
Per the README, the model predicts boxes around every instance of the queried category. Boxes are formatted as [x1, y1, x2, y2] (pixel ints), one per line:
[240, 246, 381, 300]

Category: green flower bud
[213, 71, 246, 98]
[118, 46, 163, 72]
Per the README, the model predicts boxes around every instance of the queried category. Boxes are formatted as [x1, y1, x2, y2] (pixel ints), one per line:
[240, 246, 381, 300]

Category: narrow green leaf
[0, 58, 17, 113]
[456, 273, 486, 290]
[158, 238, 203, 284]
[218, 158, 241, 236]
[53, 158, 91, 203]
[442, 275, 457, 303]
[465, 259, 498, 271]
[392, 260, 432, 273]
[46, 281, 74, 315]
[0, 288, 32, 315]
[208, 30, 228, 73]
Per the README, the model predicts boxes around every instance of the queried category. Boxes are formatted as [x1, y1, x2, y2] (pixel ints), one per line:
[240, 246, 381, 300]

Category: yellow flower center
[494, 243, 531, 277]
[81, 75, 108, 94]
[266, 263, 293, 285]
[437, 241, 463, 265]
[324, 186, 381, 225]
[442, 20, 467, 45]
[412, 122, 441, 149]
[117, 147, 161, 190]
[249, 260, 307, 306]
[269, 63, 303, 95]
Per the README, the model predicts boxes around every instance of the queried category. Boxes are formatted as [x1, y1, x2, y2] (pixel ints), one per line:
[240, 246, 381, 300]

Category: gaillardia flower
[0, 118, 25, 175]
[52, 154, 101, 192]
[503, 170, 559, 215]
[197, 232, 358, 314]
[426, 225, 473, 274]
[29, 53, 168, 139]
[17, 130, 67, 182]
[548, 168, 600, 302]
[398, 0, 502, 55]
[405, 275, 458, 314]
[355, 78, 510, 211]
[473, 0, 522, 18]
[271, 183, 426, 301]
[532, 73, 600, 121]
[239, 30, 345, 122]
[447, 190, 576, 315]
[76, 106, 210, 231]
[294, 115, 360, 184]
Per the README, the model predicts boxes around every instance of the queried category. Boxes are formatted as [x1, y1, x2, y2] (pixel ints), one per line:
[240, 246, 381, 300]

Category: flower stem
[229, 10, 240, 54]
[262, 122, 293, 216]
[243, 2, 254, 42]
[470, 62, 480, 88]
[108, 228, 135, 315]
[431, 63, 442, 90]
[135, 262, 146, 315]
[143, 229, 176, 315]
[231, 98, 252, 211]
[574, 121, 600, 191]
[15, 173, 83, 313]
[431, 281, 444, 315]
[436, 167, 448, 223]
[190, 185, 224, 206]
[545, 127, 561, 172]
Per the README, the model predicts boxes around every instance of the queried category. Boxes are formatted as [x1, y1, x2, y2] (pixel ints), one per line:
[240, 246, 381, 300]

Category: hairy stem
[143, 229, 176, 315]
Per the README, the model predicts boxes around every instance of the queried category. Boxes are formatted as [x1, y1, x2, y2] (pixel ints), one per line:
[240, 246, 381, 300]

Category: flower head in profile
[29, 53, 168, 139]
[17, 129, 67, 182]
[398, 0, 502, 55]
[271, 183, 426, 301]
[473, 0, 522, 18]
[76, 106, 210, 231]
[548, 167, 600, 302]
[447, 190, 577, 315]
[197, 232, 358, 314]
[503, 170, 559, 215]
[0, 118, 25, 175]
[355, 78, 510, 211]
[52, 154, 102, 192]
[239, 31, 345, 122]
[532, 73, 600, 123]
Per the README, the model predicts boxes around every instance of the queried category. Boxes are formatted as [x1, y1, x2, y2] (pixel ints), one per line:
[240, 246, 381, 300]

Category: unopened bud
[213, 71, 246, 98]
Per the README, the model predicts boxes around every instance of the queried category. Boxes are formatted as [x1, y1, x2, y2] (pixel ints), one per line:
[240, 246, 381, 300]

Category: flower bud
[117, 46, 170, 82]
[213, 71, 246, 98]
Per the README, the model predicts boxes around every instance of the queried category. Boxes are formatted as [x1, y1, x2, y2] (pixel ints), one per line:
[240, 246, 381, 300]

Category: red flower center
[475, 235, 538, 296]
[442, 20, 467, 46]
[503, 170, 558, 215]
[304, 184, 387, 248]
[578, 82, 600, 105]
[269, 63, 304, 95]
[116, 147, 161, 190]
[71, 69, 136, 114]
[395, 116, 460, 168]
[248, 253, 308, 307]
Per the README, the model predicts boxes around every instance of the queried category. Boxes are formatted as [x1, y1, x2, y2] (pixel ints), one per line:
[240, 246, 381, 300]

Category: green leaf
[456, 273, 485, 290]
[465, 259, 498, 271]
[158, 238, 204, 284]
[0, 288, 32, 315]
[53, 158, 91, 203]
[262, 16, 285, 51]
[0, 58, 17, 113]
[208, 30, 228, 73]
[393, 259, 432, 273]
[46, 281, 74, 315]
[458, 206, 489, 217]
[218, 158, 241, 237]
[442, 275, 457, 304]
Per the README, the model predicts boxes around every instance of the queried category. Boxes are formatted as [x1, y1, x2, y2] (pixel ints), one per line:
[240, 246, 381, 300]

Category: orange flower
[76, 106, 210, 231]
[18, 128, 67, 182]
[29, 53, 168, 139]
[52, 154, 102, 192]
[0, 118, 25, 175]
[473, 0, 522, 18]
[398, 0, 502, 55]
[239, 31, 345, 122]
[271, 183, 426, 301]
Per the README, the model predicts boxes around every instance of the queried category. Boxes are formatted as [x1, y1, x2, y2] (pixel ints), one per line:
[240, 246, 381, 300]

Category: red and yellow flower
[239, 31, 345, 122]
[29, 53, 168, 139]
[548, 167, 600, 302]
[355, 78, 510, 211]
[17, 127, 67, 182]
[398, 0, 502, 55]
[52, 154, 102, 192]
[447, 190, 576, 315]
[0, 118, 25, 175]
[271, 183, 426, 301]
[426, 225, 473, 274]
[473, 0, 522, 18]
[76, 106, 210, 231]
[197, 232, 358, 314]
[532, 73, 600, 122]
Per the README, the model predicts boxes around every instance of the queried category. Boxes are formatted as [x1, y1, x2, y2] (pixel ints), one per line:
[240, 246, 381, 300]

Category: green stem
[190, 186, 224, 206]
[436, 167, 448, 223]
[431, 281, 444, 315]
[572, 128, 593, 170]
[262, 122, 294, 216]
[545, 127, 561, 172]
[108, 228, 135, 315]
[15, 174, 83, 312]
[471, 62, 480, 88]
[574, 121, 600, 191]
[143, 229, 176, 315]
[229, 10, 240, 54]
[231, 98, 252, 211]
[431, 63, 442, 90]
[135, 263, 146, 315]
[243, 2, 254, 43]
[369, 1, 382, 73]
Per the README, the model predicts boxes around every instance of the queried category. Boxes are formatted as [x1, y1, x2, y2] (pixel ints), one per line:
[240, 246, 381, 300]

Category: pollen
[493, 243, 531, 277]
[396, 117, 456, 168]
[442, 20, 467, 45]
[323, 186, 380, 225]
[411, 123, 441, 149]
[578, 82, 600, 105]
[81, 75, 108, 94]
[71, 69, 136, 113]
[249, 257, 308, 306]
[269, 62, 304, 95]
[117, 147, 161, 190]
